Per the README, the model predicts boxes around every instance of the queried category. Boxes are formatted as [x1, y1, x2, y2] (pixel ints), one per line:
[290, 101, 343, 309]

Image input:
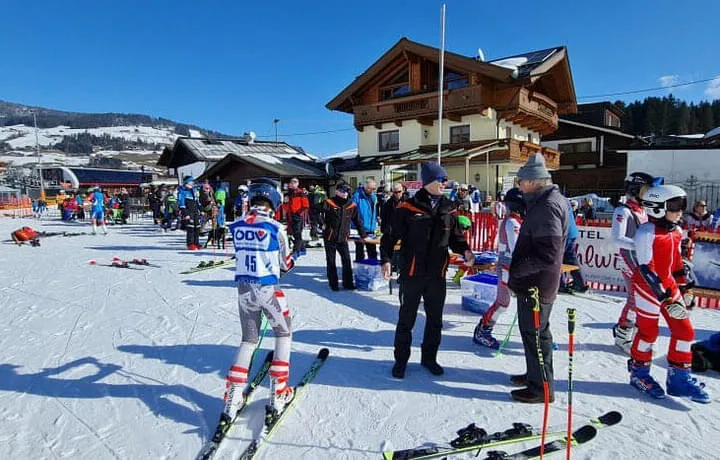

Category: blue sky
[1, 0, 718, 156]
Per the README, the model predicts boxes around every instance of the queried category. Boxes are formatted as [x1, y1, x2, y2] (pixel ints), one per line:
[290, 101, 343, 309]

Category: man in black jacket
[381, 162, 474, 379]
[322, 183, 367, 291]
[380, 182, 406, 235]
[507, 153, 569, 403]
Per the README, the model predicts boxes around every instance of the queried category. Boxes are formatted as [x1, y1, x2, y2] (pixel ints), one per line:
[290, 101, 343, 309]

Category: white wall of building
[541, 137, 597, 152]
[357, 109, 539, 157]
[624, 149, 720, 185]
[176, 161, 208, 183]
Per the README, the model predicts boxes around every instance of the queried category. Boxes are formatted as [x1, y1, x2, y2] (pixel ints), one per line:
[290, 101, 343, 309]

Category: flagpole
[437, 3, 446, 165]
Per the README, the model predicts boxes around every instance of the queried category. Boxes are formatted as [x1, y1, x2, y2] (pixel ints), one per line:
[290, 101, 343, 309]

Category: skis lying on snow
[483, 423, 598, 459]
[238, 348, 329, 460]
[196, 350, 274, 460]
[88, 259, 144, 270]
[112, 257, 161, 268]
[180, 257, 235, 274]
[383, 411, 621, 460]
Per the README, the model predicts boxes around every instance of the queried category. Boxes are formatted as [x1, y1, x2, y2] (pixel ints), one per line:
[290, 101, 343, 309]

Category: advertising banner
[575, 226, 626, 288]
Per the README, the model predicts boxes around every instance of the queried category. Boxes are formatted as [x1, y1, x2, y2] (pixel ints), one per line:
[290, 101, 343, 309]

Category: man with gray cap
[507, 153, 569, 403]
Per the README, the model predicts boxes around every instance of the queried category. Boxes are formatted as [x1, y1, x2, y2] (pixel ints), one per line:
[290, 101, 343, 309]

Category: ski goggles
[666, 196, 687, 213]
[337, 185, 351, 193]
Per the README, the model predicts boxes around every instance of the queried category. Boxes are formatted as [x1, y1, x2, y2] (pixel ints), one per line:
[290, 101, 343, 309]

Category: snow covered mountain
[0, 99, 225, 171]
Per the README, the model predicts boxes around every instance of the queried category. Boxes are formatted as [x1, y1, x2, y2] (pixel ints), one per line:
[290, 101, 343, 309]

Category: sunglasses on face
[435, 176, 448, 184]
[393, 190, 403, 194]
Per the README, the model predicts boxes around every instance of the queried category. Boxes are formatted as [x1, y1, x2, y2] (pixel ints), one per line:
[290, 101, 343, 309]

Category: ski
[238, 347, 329, 460]
[129, 257, 161, 268]
[89, 260, 144, 270]
[196, 350, 274, 460]
[483, 424, 597, 459]
[180, 257, 236, 274]
[558, 289, 624, 305]
[383, 411, 621, 460]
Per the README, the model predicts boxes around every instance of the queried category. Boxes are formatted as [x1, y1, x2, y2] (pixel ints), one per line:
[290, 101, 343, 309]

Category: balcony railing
[353, 85, 483, 126]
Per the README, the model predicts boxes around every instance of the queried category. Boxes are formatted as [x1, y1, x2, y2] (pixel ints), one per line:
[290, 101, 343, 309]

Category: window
[444, 71, 469, 90]
[349, 176, 358, 189]
[450, 125, 470, 143]
[378, 130, 399, 152]
[558, 142, 592, 154]
[605, 111, 621, 128]
[380, 70, 410, 100]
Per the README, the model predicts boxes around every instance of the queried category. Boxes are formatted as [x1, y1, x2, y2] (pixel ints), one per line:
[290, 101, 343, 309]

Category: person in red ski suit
[628, 184, 710, 403]
[473, 187, 524, 349]
[610, 172, 656, 353]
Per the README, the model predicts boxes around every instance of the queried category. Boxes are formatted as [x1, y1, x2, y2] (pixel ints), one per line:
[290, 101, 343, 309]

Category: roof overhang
[326, 37, 513, 113]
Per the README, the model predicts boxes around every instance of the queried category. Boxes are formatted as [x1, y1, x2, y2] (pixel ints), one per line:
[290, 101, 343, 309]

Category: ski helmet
[642, 185, 687, 220]
[623, 172, 655, 199]
[238, 184, 249, 192]
[504, 187, 525, 216]
[247, 178, 281, 211]
[457, 215, 472, 229]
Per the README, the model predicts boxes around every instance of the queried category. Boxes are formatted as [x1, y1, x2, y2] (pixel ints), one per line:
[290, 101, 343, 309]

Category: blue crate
[462, 295, 492, 314]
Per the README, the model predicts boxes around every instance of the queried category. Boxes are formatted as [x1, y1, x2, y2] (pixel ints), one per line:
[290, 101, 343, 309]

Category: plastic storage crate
[354, 258, 385, 291]
[460, 273, 498, 314]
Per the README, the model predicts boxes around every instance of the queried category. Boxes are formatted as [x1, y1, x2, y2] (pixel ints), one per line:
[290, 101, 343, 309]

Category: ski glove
[665, 301, 690, 320]
[680, 282, 697, 310]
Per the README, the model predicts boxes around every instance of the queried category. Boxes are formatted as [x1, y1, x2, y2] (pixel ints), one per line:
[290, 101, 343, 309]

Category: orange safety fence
[0, 196, 33, 217]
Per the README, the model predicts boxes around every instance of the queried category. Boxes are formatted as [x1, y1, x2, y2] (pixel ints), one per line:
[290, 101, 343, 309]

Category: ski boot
[450, 423, 489, 448]
[197, 260, 210, 268]
[222, 381, 248, 419]
[628, 359, 666, 399]
[666, 366, 711, 404]
[613, 324, 634, 355]
[473, 322, 499, 349]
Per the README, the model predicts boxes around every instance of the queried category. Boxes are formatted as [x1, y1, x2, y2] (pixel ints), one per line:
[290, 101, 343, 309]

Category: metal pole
[33, 111, 44, 199]
[486, 150, 490, 201]
[274, 118, 279, 145]
[437, 3, 446, 164]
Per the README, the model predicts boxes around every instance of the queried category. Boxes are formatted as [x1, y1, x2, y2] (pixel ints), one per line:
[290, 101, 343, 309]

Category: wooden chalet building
[541, 102, 636, 197]
[326, 37, 577, 197]
[157, 137, 327, 191]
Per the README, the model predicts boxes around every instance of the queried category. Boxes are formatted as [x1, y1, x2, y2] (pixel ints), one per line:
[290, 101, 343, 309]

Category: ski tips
[572, 425, 597, 444]
[596, 411, 622, 426]
[89, 260, 97, 265]
[318, 348, 330, 360]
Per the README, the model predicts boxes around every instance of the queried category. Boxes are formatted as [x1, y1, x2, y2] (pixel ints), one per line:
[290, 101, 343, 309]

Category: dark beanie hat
[517, 153, 551, 181]
[421, 162, 448, 186]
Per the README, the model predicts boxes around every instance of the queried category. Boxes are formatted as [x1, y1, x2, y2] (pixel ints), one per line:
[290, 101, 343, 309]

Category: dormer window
[605, 111, 621, 128]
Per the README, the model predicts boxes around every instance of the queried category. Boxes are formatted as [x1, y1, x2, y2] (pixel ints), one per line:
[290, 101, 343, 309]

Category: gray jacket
[508, 185, 569, 304]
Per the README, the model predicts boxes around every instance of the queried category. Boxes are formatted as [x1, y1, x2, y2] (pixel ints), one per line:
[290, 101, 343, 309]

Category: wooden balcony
[497, 88, 559, 135]
[353, 85, 483, 128]
[508, 140, 560, 169]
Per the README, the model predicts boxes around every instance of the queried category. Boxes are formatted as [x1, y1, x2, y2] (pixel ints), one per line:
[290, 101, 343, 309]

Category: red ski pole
[566, 307, 577, 460]
[530, 287, 550, 459]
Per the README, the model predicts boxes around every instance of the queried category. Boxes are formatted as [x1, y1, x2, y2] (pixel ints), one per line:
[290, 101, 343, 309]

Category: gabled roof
[326, 37, 577, 114]
[197, 153, 326, 181]
[326, 37, 513, 113]
[157, 137, 315, 168]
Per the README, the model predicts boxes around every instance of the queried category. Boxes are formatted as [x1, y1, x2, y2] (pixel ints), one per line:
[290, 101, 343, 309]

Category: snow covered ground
[0, 124, 177, 149]
[0, 216, 718, 459]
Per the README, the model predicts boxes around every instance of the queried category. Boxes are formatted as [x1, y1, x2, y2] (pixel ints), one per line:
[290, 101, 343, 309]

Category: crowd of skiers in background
[30, 187, 132, 225]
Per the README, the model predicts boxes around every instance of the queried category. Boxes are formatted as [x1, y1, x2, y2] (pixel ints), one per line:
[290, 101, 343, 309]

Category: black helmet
[623, 172, 655, 199]
[504, 187, 525, 216]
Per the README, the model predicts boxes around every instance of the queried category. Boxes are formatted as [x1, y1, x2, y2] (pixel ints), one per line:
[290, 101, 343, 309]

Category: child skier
[222, 178, 296, 423]
[629, 184, 710, 403]
[611, 172, 656, 353]
[89, 186, 108, 235]
[473, 188, 524, 349]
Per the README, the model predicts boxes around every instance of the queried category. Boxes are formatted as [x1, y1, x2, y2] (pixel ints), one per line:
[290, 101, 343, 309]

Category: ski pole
[494, 311, 518, 358]
[566, 307, 576, 460]
[530, 287, 550, 459]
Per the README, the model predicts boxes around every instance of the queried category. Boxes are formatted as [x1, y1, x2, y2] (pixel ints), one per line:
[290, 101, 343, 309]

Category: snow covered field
[0, 217, 718, 459]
